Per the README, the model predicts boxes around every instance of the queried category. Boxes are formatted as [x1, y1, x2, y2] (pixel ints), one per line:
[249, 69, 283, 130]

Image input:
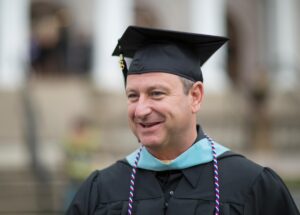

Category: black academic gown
[66, 151, 299, 215]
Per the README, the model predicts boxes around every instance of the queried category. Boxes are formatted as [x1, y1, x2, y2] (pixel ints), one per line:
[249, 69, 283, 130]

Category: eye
[127, 93, 139, 102]
[150, 91, 165, 98]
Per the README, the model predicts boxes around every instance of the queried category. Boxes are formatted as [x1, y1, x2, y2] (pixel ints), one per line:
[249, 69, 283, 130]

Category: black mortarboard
[112, 26, 228, 83]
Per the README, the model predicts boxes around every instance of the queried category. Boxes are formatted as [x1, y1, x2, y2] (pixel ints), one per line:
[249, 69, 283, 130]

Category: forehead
[126, 72, 182, 90]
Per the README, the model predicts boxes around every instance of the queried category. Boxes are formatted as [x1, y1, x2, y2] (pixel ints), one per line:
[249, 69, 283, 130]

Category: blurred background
[0, 0, 299, 214]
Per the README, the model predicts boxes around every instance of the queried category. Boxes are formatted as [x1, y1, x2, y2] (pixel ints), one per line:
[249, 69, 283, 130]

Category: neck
[146, 127, 198, 160]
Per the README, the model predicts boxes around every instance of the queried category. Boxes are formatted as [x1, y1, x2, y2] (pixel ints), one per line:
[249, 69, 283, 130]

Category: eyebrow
[126, 84, 169, 93]
[148, 85, 169, 91]
[125, 88, 136, 94]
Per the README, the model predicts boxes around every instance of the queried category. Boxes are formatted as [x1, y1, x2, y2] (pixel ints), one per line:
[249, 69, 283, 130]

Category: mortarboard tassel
[118, 41, 128, 84]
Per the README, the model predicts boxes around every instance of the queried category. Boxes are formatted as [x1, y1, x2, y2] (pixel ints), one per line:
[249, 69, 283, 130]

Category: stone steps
[0, 169, 66, 213]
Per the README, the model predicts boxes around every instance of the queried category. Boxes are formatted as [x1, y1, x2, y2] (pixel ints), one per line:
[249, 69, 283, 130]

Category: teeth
[142, 122, 158, 128]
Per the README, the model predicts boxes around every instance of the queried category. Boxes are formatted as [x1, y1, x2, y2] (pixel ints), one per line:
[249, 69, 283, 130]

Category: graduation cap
[112, 26, 228, 83]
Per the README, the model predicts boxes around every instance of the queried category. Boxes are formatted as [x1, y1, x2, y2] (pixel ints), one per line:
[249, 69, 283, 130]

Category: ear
[189, 82, 204, 113]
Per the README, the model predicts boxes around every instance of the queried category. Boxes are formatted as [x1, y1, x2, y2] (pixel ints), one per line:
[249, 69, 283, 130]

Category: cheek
[127, 104, 136, 120]
[183, 96, 194, 113]
[172, 101, 193, 121]
[127, 106, 136, 132]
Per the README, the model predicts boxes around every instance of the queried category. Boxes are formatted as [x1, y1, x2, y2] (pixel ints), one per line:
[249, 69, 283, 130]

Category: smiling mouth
[140, 122, 161, 128]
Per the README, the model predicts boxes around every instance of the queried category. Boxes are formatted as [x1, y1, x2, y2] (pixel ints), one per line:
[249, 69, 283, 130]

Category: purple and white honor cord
[205, 134, 220, 215]
[127, 135, 220, 215]
[128, 146, 143, 215]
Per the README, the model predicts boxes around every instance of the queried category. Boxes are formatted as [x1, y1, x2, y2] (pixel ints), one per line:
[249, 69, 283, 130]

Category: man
[67, 26, 299, 215]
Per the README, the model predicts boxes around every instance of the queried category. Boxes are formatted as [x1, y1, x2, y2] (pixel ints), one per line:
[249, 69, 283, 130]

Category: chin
[139, 137, 162, 148]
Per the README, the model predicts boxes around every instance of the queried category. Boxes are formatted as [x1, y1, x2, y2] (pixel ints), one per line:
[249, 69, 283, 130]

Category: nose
[134, 97, 152, 119]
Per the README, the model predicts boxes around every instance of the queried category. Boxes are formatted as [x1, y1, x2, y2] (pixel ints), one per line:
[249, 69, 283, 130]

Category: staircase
[0, 169, 66, 214]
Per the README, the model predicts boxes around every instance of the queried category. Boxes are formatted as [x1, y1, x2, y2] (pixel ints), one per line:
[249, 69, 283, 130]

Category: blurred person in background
[67, 26, 299, 215]
[63, 116, 99, 209]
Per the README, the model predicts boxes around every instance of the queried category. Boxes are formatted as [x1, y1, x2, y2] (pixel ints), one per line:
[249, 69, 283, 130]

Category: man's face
[126, 72, 199, 155]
